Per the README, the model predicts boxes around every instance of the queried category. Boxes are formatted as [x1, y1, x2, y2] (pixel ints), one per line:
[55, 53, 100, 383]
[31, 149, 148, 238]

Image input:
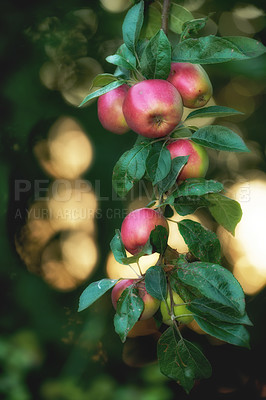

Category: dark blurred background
[1, 0, 266, 399]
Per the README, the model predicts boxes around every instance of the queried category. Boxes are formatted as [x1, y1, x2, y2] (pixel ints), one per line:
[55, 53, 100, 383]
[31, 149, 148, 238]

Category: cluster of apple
[98, 62, 212, 181]
[98, 62, 214, 335]
[111, 207, 194, 337]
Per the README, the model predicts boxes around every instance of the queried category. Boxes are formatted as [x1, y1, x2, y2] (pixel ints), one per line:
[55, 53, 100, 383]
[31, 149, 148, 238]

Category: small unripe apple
[160, 290, 193, 325]
[121, 208, 169, 255]
[97, 84, 129, 134]
[111, 279, 160, 320]
[167, 62, 212, 109]
[167, 139, 209, 182]
[122, 79, 183, 138]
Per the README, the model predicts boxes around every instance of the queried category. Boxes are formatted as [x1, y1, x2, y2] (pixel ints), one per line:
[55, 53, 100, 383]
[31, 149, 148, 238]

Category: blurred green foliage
[0, 0, 266, 399]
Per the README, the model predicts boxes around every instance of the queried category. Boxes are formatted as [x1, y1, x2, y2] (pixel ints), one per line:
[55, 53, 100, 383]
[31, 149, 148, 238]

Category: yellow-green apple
[122, 79, 183, 138]
[160, 290, 194, 325]
[166, 139, 209, 182]
[120, 208, 169, 255]
[167, 62, 212, 108]
[97, 84, 129, 134]
[111, 279, 160, 320]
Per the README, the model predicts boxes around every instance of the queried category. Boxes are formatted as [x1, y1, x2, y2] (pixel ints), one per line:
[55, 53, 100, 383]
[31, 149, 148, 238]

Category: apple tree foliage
[77, 0, 265, 394]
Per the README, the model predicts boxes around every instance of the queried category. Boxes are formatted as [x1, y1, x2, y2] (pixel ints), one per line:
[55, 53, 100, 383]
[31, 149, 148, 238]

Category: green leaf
[157, 156, 189, 195]
[91, 73, 118, 88]
[79, 80, 126, 107]
[141, 1, 162, 39]
[106, 55, 135, 71]
[187, 126, 198, 133]
[205, 193, 242, 235]
[112, 144, 150, 198]
[172, 35, 266, 64]
[171, 126, 193, 139]
[146, 142, 172, 185]
[169, 4, 193, 34]
[158, 327, 212, 393]
[191, 125, 249, 152]
[114, 286, 144, 342]
[180, 17, 209, 41]
[122, 0, 144, 54]
[121, 239, 153, 264]
[186, 106, 244, 121]
[225, 36, 266, 59]
[136, 38, 149, 59]
[189, 298, 253, 326]
[106, 44, 137, 71]
[110, 229, 127, 265]
[145, 265, 167, 301]
[176, 259, 246, 315]
[174, 196, 209, 216]
[150, 225, 169, 255]
[78, 279, 118, 312]
[146, 200, 158, 208]
[176, 178, 224, 198]
[134, 135, 153, 147]
[140, 29, 171, 80]
[114, 66, 131, 79]
[169, 274, 252, 326]
[194, 316, 250, 348]
[164, 204, 174, 218]
[169, 270, 202, 301]
[178, 219, 221, 263]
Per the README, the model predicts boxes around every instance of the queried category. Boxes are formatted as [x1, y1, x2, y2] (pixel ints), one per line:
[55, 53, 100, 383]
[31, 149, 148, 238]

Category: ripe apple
[122, 79, 183, 138]
[97, 84, 129, 134]
[166, 139, 209, 182]
[121, 208, 169, 255]
[160, 290, 194, 325]
[111, 279, 160, 320]
[167, 62, 212, 108]
[187, 319, 206, 335]
[127, 318, 159, 338]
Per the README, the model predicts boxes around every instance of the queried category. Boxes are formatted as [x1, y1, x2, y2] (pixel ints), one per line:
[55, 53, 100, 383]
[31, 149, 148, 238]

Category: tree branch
[161, 0, 171, 36]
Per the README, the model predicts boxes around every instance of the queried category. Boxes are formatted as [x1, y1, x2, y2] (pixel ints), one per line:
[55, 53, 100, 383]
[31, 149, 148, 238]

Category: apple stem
[156, 253, 164, 266]
[168, 284, 184, 341]
[167, 280, 177, 322]
[128, 263, 142, 279]
[157, 194, 164, 215]
[161, 0, 171, 35]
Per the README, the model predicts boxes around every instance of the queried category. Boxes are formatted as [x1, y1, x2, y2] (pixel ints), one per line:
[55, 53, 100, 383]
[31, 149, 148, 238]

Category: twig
[161, 0, 171, 36]
[128, 263, 142, 278]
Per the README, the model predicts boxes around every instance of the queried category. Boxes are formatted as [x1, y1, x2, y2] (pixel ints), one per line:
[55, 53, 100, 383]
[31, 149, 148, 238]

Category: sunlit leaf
[78, 279, 118, 312]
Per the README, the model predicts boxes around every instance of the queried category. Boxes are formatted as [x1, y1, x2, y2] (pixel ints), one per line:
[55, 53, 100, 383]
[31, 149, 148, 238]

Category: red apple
[111, 279, 160, 320]
[97, 84, 129, 134]
[167, 139, 209, 182]
[167, 62, 212, 109]
[122, 79, 183, 138]
[121, 208, 169, 255]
